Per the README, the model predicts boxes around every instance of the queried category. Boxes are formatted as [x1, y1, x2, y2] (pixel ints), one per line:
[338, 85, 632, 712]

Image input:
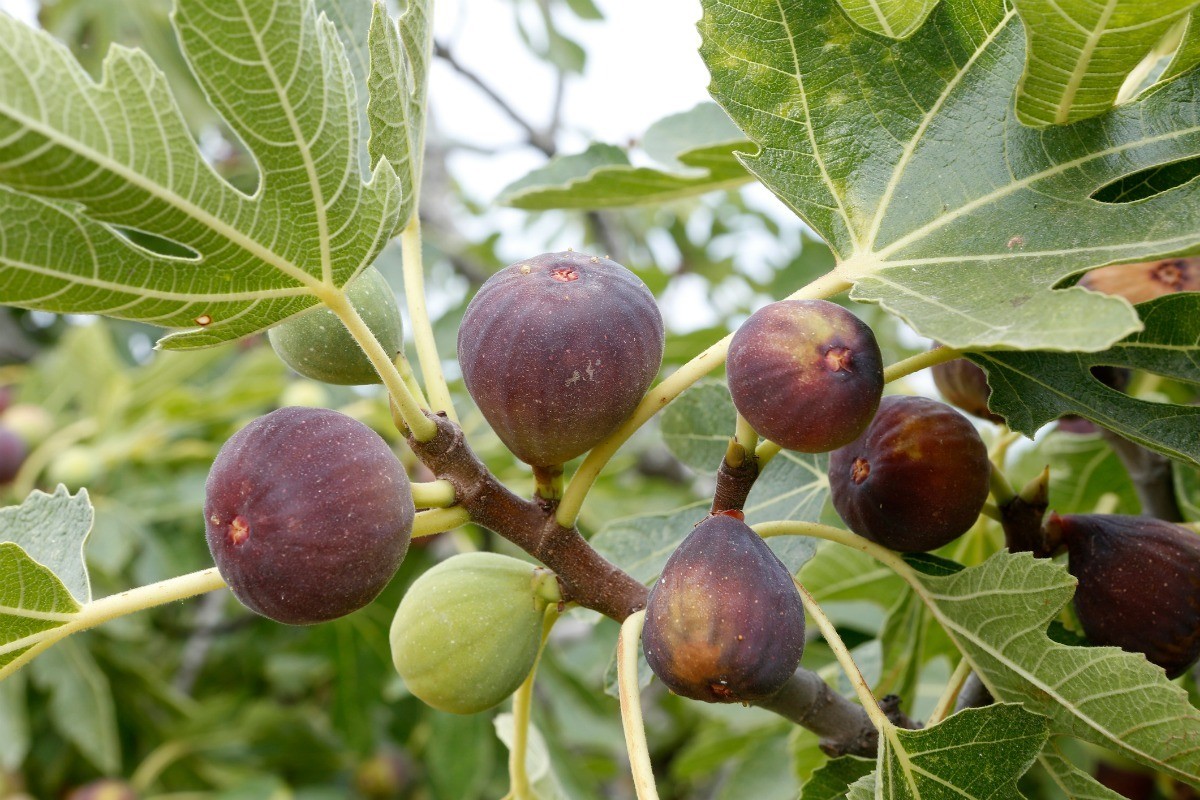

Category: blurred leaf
[1012, 0, 1197, 126]
[1036, 738, 1126, 799]
[494, 714, 569, 799]
[699, 0, 1200, 352]
[0, 486, 92, 603]
[591, 502, 708, 585]
[800, 755, 875, 799]
[976, 294, 1200, 467]
[0, 669, 28, 770]
[1175, 465, 1200, 522]
[602, 634, 651, 699]
[641, 103, 746, 169]
[30, 638, 120, 773]
[659, 381, 734, 473]
[715, 732, 798, 800]
[426, 711, 497, 800]
[1008, 430, 1140, 516]
[835, 0, 939, 39]
[801, 543, 905, 606]
[914, 550, 1200, 784]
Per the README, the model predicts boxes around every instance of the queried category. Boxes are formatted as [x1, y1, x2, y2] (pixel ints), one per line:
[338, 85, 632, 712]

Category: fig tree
[457, 251, 664, 468]
[0, 426, 26, 484]
[268, 266, 403, 385]
[1053, 513, 1200, 678]
[829, 396, 990, 552]
[205, 406, 414, 625]
[390, 552, 559, 714]
[642, 512, 805, 704]
[931, 355, 1004, 424]
[726, 299, 883, 452]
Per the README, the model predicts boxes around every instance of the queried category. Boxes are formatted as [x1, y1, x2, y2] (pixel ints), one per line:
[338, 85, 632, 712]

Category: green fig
[390, 552, 559, 714]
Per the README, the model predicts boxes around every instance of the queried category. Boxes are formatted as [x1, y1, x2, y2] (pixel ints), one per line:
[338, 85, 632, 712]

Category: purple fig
[829, 396, 990, 552]
[205, 407, 414, 625]
[727, 299, 883, 452]
[931, 355, 1004, 425]
[0, 426, 26, 484]
[642, 512, 805, 703]
[457, 251, 664, 468]
[1053, 513, 1200, 678]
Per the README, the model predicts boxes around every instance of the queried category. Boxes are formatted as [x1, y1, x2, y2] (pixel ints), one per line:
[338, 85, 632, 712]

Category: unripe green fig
[828, 396, 990, 552]
[0, 426, 27, 484]
[390, 552, 558, 714]
[268, 266, 403, 385]
[457, 251, 665, 468]
[931, 355, 1004, 425]
[46, 444, 101, 487]
[205, 407, 413, 625]
[726, 299, 883, 452]
[1, 403, 53, 446]
[642, 512, 805, 703]
[65, 779, 138, 800]
[1053, 513, 1200, 678]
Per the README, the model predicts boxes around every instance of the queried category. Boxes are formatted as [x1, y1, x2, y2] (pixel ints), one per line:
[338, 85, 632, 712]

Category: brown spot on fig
[829, 396, 989, 552]
[727, 299, 883, 453]
[1058, 513, 1200, 678]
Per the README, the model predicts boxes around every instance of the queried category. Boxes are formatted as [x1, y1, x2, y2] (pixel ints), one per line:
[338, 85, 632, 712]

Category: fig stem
[400, 218, 460, 425]
[506, 606, 559, 800]
[394, 351, 430, 409]
[532, 464, 564, 504]
[980, 502, 1003, 522]
[755, 439, 783, 468]
[734, 413, 759, 458]
[0, 568, 227, 683]
[410, 480, 457, 508]
[321, 286, 437, 441]
[928, 657, 973, 725]
[555, 269, 852, 529]
[617, 610, 659, 800]
[412, 506, 470, 537]
[793, 577, 892, 734]
[882, 345, 962, 385]
[988, 463, 1016, 505]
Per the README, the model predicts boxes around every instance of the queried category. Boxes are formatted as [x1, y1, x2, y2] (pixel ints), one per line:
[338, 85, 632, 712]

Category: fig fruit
[828, 396, 990, 552]
[726, 299, 883, 452]
[1079, 258, 1200, 304]
[65, 780, 138, 800]
[931, 355, 1004, 425]
[457, 251, 664, 467]
[0, 426, 26, 484]
[642, 513, 805, 703]
[390, 552, 558, 714]
[268, 266, 403, 385]
[205, 407, 413, 625]
[1053, 513, 1200, 678]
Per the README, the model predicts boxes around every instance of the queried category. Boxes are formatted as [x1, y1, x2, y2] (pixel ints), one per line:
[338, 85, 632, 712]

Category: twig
[1099, 429, 1184, 522]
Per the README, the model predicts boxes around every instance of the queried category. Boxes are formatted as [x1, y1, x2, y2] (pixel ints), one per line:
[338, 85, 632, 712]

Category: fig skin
[931, 356, 1004, 425]
[828, 395, 990, 552]
[0, 426, 26, 484]
[1079, 258, 1200, 304]
[1055, 513, 1200, 678]
[205, 407, 414, 625]
[390, 552, 556, 714]
[642, 513, 805, 704]
[726, 299, 883, 453]
[457, 251, 664, 468]
[268, 266, 403, 385]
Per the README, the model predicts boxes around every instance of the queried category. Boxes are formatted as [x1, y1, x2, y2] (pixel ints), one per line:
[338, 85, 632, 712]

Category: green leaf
[317, 0, 374, 172]
[1007, 429, 1140, 516]
[590, 502, 709, 585]
[834, 0, 940, 39]
[30, 638, 120, 774]
[0, 669, 28, 770]
[0, 486, 93, 604]
[660, 380, 735, 472]
[744, 450, 829, 527]
[1036, 738, 1126, 799]
[876, 704, 1047, 797]
[913, 550, 1200, 785]
[698, 0, 1200, 352]
[1012, 0, 1198, 126]
[975, 294, 1200, 467]
[846, 772, 877, 799]
[426, 711, 496, 800]
[1164, 10, 1200, 82]
[0, 542, 81, 679]
[0, 0, 403, 348]
[367, 0, 430, 231]
[642, 102, 747, 169]
[715, 733, 798, 800]
[494, 714, 568, 800]
[800, 543, 906, 606]
[800, 755, 875, 799]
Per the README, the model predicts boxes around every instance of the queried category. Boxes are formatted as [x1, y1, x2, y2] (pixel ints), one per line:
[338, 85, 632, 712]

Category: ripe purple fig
[0, 426, 26, 484]
[1079, 258, 1200, 304]
[205, 407, 414, 625]
[458, 251, 664, 468]
[931, 355, 1004, 425]
[642, 512, 805, 703]
[726, 299, 883, 452]
[1053, 513, 1200, 678]
[829, 396, 990, 552]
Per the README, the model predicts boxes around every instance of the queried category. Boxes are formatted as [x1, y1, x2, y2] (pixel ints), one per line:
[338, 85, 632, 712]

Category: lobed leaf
[1012, 0, 1198, 126]
[699, 0, 1200, 352]
[0, 486, 92, 604]
[834, 0, 940, 39]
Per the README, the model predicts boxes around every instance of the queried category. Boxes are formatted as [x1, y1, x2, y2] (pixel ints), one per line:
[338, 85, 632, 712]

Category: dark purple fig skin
[205, 407, 414, 625]
[0, 426, 27, 484]
[931, 356, 1004, 425]
[458, 251, 664, 467]
[727, 299, 883, 453]
[829, 396, 990, 552]
[1055, 513, 1200, 678]
[642, 513, 805, 704]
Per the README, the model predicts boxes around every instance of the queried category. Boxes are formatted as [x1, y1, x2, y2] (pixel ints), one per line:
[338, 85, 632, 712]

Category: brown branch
[758, 676, 918, 757]
[710, 451, 759, 514]
[1100, 429, 1184, 522]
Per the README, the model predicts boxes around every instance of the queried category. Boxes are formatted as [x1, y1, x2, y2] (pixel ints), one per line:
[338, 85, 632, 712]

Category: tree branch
[1100, 429, 1184, 522]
